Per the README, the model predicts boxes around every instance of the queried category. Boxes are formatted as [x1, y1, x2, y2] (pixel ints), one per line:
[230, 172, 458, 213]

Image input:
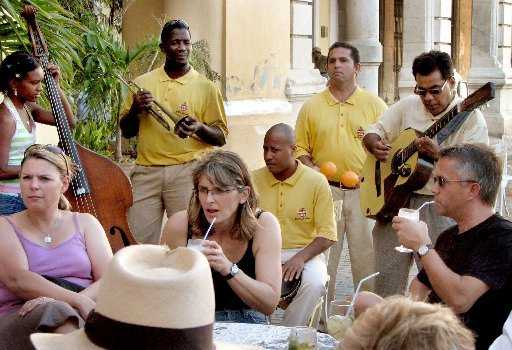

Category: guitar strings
[41, 56, 98, 217]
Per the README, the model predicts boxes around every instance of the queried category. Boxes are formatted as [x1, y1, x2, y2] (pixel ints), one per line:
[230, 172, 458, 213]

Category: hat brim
[31, 330, 263, 350]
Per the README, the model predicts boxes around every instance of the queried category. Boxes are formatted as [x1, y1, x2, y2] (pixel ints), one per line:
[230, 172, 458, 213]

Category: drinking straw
[345, 272, 380, 317]
[203, 217, 216, 240]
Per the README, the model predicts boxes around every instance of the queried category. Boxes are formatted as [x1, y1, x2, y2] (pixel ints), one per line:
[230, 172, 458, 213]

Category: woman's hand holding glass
[201, 240, 233, 276]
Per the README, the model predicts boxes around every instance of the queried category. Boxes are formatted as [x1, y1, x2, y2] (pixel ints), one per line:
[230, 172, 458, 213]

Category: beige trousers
[326, 187, 376, 304]
[281, 249, 328, 327]
[128, 162, 196, 244]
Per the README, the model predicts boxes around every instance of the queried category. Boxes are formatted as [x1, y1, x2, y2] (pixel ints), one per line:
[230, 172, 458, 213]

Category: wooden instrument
[22, 6, 138, 252]
[278, 275, 302, 310]
[360, 82, 495, 222]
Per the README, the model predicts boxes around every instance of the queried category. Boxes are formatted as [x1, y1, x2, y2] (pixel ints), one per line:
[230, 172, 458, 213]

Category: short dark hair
[0, 51, 40, 94]
[161, 19, 190, 43]
[439, 143, 501, 206]
[327, 42, 360, 65]
[412, 51, 454, 80]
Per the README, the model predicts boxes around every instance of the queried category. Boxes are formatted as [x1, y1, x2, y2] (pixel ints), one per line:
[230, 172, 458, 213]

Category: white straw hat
[31, 245, 260, 349]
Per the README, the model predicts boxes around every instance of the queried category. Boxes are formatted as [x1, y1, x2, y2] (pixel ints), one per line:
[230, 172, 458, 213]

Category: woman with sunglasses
[162, 150, 282, 324]
[0, 51, 74, 215]
[0, 145, 113, 349]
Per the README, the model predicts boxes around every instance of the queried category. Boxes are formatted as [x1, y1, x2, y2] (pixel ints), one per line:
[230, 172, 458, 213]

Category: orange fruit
[319, 161, 337, 178]
[340, 170, 360, 188]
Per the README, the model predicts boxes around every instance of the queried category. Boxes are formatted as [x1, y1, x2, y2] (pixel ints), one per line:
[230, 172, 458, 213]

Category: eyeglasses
[197, 185, 245, 198]
[23, 144, 69, 176]
[414, 79, 449, 96]
[433, 175, 478, 188]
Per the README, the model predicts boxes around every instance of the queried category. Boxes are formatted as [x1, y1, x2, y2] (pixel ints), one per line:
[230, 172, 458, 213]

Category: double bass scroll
[21, 5, 138, 252]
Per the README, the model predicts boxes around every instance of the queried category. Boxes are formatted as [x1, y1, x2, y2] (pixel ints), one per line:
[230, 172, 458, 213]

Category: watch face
[231, 264, 239, 275]
[418, 245, 428, 256]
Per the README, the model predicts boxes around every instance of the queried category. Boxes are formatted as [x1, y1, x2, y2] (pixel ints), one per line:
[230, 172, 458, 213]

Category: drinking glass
[394, 208, 419, 253]
[187, 239, 204, 252]
[288, 326, 317, 350]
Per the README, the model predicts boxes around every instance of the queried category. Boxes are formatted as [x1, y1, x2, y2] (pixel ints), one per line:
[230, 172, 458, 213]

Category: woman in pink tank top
[0, 145, 113, 349]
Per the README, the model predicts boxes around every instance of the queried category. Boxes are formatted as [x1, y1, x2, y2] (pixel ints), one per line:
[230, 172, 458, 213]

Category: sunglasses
[433, 175, 478, 188]
[414, 79, 449, 96]
[24, 144, 69, 176]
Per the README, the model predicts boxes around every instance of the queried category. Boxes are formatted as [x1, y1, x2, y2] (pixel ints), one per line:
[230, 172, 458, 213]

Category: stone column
[286, 0, 327, 115]
[340, 0, 382, 94]
[398, 1, 455, 98]
[467, 0, 512, 140]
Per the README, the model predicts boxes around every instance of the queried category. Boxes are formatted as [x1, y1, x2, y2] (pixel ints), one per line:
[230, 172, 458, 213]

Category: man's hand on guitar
[391, 216, 431, 251]
[363, 133, 391, 161]
[414, 137, 440, 160]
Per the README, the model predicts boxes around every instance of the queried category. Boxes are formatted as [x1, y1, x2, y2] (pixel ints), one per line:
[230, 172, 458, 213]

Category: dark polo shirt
[417, 214, 512, 350]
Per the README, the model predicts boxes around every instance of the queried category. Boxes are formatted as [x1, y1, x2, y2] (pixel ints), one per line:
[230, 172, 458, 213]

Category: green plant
[0, 0, 85, 87]
[73, 119, 115, 157]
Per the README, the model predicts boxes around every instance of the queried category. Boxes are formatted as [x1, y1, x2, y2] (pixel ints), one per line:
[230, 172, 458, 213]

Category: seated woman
[0, 51, 74, 215]
[162, 150, 282, 324]
[0, 144, 113, 349]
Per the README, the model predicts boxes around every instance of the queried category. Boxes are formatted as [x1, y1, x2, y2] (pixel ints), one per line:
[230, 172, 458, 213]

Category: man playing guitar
[363, 51, 489, 297]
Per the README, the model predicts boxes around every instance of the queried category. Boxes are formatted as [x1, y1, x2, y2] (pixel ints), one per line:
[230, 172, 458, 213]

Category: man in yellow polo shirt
[120, 19, 228, 244]
[295, 42, 387, 302]
[253, 124, 336, 326]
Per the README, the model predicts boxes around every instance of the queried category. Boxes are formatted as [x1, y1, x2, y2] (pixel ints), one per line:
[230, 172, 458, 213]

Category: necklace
[26, 211, 62, 245]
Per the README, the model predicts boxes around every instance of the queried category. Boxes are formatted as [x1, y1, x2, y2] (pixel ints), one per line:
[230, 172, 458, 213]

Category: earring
[13, 88, 17, 97]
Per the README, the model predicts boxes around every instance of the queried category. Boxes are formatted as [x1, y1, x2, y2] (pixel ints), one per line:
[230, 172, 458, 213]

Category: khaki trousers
[326, 187, 376, 304]
[281, 249, 328, 327]
[372, 193, 455, 297]
[128, 162, 196, 244]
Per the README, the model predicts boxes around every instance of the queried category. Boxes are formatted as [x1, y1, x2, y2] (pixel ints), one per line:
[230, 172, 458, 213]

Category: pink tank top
[0, 214, 93, 316]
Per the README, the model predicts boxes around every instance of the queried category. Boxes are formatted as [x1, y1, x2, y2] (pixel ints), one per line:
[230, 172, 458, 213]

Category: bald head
[263, 123, 297, 180]
[265, 123, 295, 145]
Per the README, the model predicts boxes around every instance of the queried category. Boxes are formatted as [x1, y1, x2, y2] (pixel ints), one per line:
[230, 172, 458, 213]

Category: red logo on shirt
[296, 208, 309, 220]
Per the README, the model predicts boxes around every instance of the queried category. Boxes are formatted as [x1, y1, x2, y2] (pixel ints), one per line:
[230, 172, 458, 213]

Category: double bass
[21, 6, 138, 252]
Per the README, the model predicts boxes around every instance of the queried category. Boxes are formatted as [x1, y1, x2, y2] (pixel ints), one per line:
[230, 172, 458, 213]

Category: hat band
[84, 310, 214, 349]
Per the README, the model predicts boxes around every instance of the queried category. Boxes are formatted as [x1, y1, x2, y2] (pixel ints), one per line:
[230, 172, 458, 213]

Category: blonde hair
[21, 144, 77, 211]
[188, 150, 259, 241]
[343, 296, 475, 350]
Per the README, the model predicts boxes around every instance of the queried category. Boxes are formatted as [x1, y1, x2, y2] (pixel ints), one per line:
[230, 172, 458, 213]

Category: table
[214, 322, 339, 349]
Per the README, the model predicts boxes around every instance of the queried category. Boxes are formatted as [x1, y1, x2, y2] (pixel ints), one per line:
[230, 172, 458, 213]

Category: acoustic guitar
[360, 82, 495, 222]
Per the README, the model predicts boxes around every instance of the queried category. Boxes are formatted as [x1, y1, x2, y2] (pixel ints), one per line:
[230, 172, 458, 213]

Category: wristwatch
[225, 263, 239, 280]
[417, 244, 433, 257]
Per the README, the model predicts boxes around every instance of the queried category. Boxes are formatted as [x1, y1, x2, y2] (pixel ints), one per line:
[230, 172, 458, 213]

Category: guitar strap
[436, 110, 471, 145]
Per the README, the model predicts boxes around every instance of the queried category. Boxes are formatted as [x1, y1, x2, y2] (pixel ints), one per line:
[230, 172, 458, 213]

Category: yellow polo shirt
[252, 162, 337, 249]
[295, 87, 387, 181]
[120, 66, 228, 166]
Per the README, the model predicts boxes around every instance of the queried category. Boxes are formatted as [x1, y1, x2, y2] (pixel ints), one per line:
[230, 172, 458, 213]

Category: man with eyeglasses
[120, 19, 228, 244]
[363, 51, 489, 297]
[391, 143, 512, 350]
[252, 123, 336, 326]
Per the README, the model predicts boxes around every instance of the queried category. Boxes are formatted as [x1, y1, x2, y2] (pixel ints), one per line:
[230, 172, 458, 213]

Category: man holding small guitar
[362, 51, 489, 297]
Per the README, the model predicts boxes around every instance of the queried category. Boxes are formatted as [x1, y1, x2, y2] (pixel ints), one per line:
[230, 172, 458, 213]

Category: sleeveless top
[187, 211, 263, 311]
[0, 213, 93, 316]
[0, 97, 36, 194]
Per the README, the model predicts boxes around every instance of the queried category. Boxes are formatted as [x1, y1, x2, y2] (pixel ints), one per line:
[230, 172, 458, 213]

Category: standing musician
[295, 42, 388, 302]
[120, 19, 228, 244]
[363, 50, 489, 297]
[0, 51, 74, 215]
